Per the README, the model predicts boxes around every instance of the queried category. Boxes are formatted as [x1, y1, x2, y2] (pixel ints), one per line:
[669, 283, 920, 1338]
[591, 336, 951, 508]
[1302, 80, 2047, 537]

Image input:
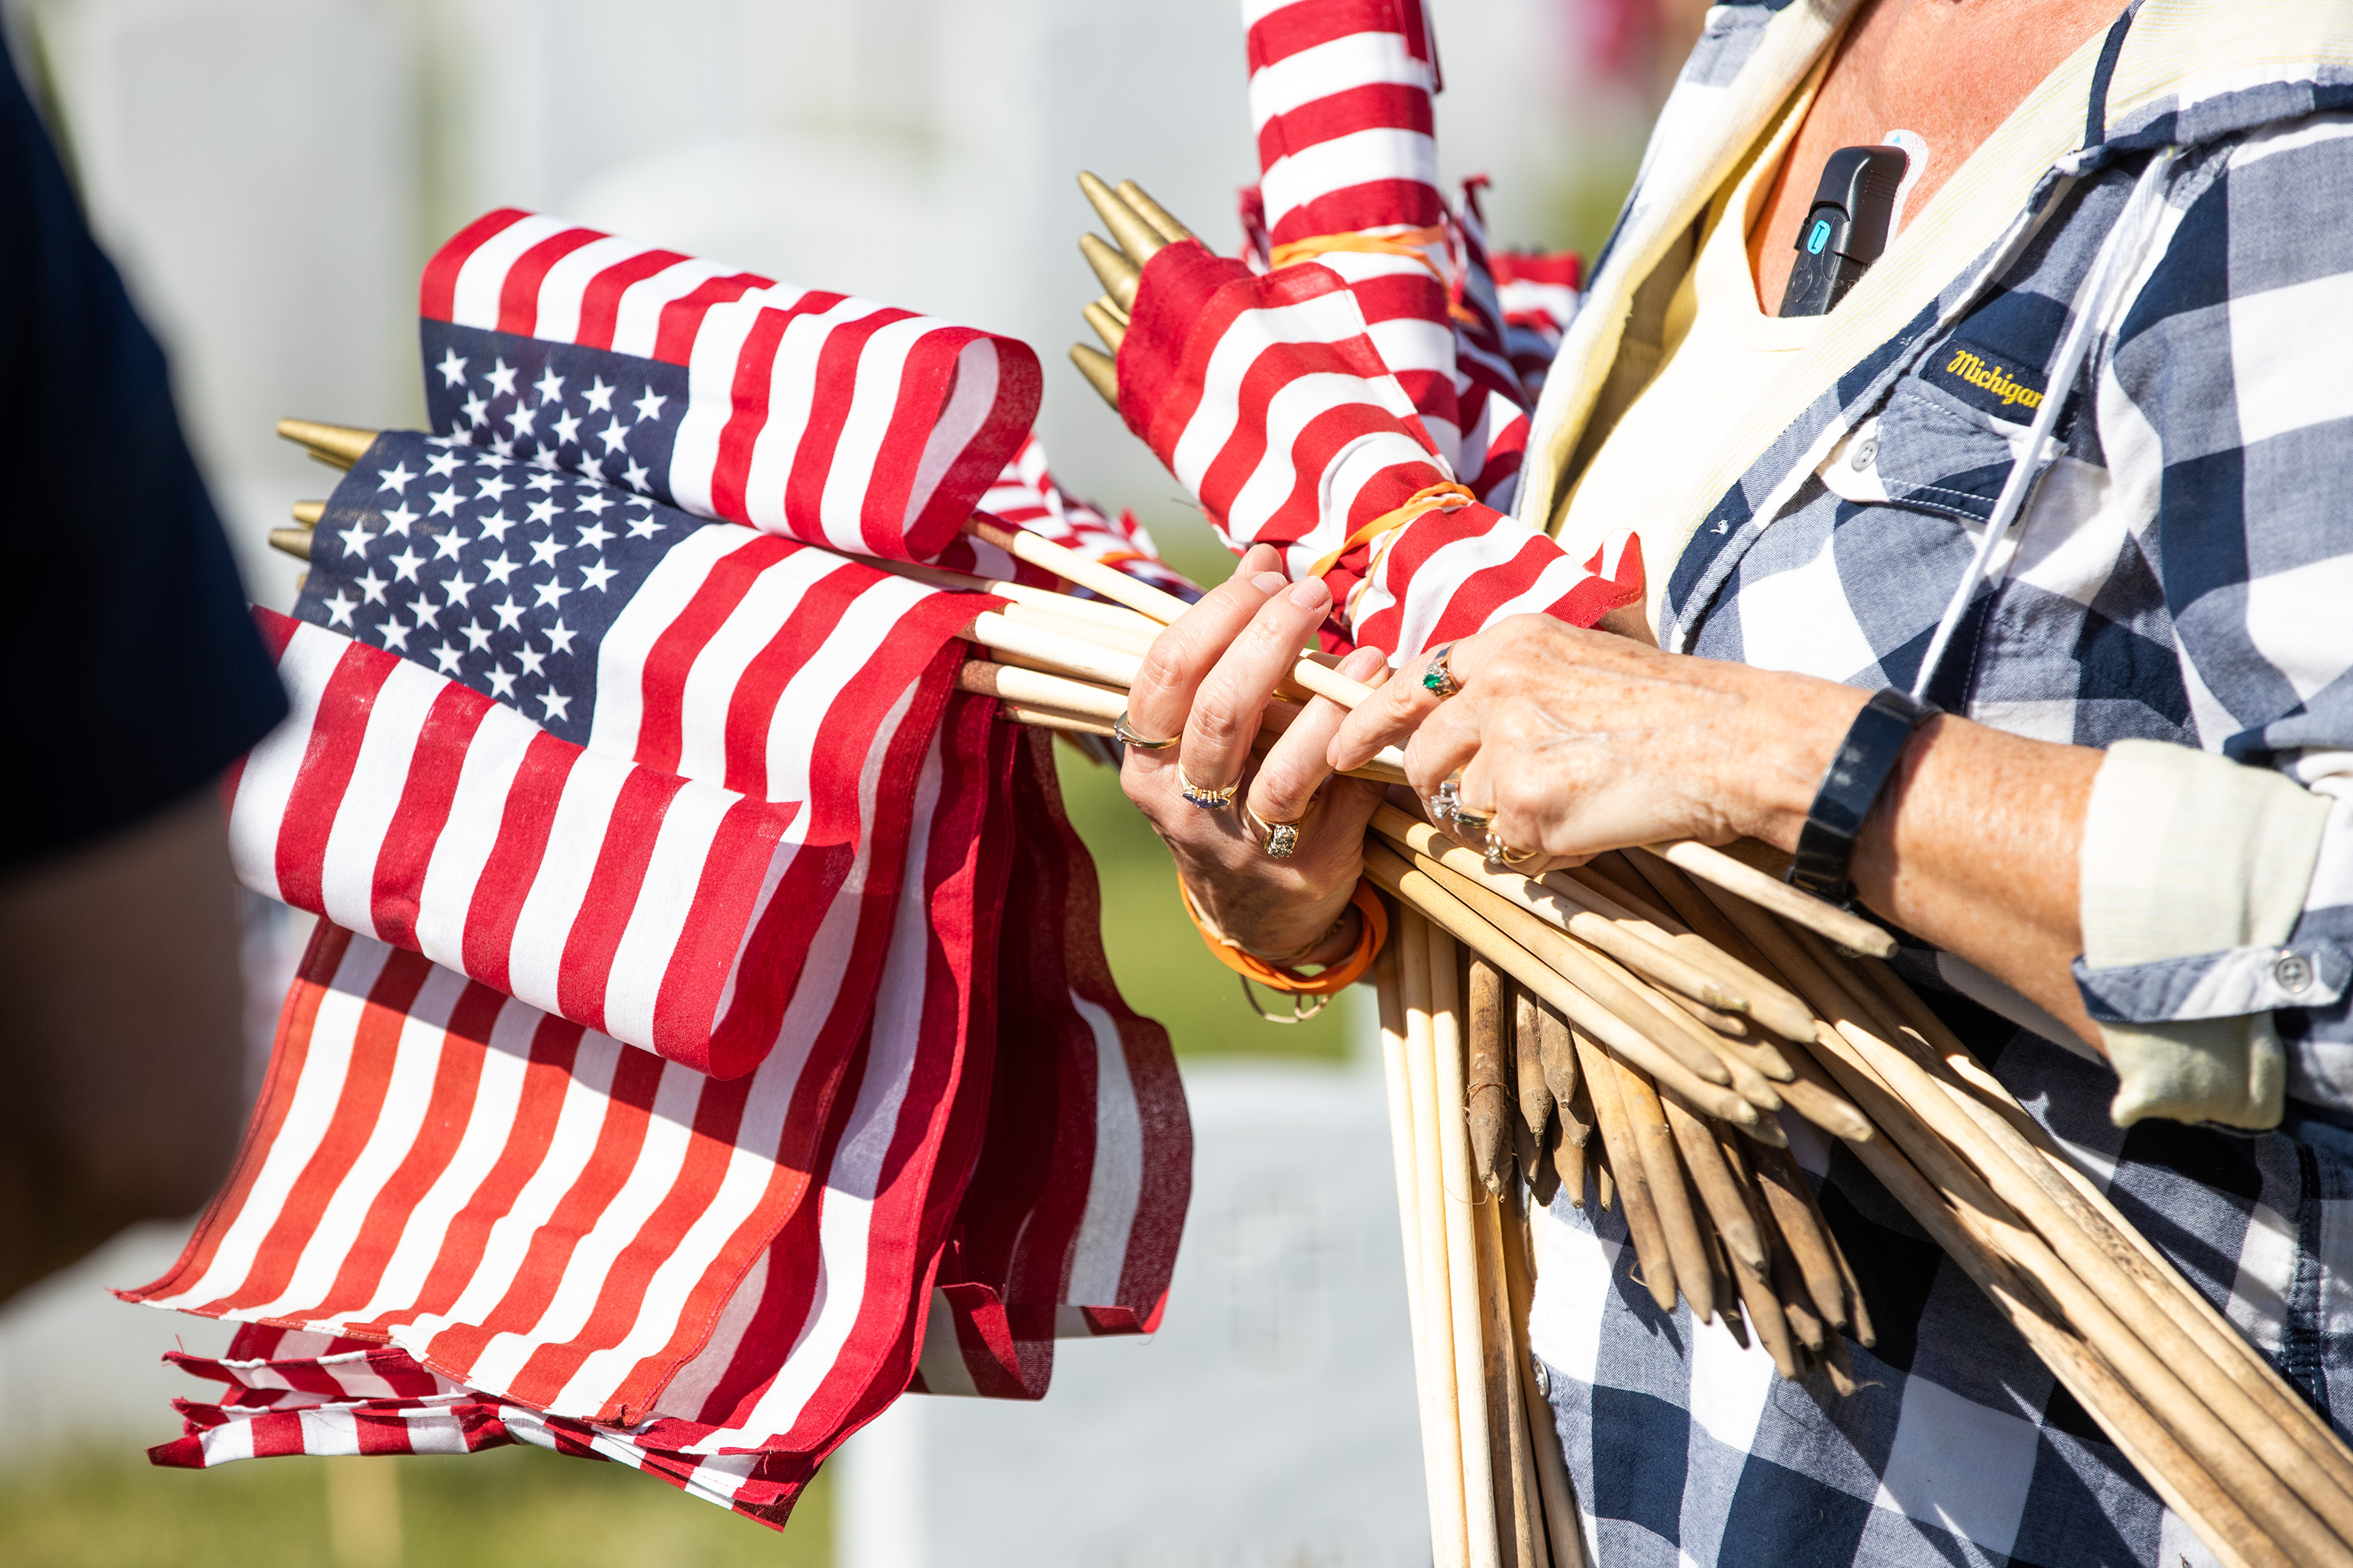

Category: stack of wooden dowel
[276, 403, 2353, 1568]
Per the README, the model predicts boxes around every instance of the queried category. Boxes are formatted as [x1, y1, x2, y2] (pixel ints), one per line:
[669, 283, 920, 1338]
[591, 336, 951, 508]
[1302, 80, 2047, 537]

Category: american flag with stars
[128, 215, 1190, 1531]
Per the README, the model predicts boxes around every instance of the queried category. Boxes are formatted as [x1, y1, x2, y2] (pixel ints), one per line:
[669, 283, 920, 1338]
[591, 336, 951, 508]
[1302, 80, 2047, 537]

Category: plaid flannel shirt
[1516, 2, 2353, 1562]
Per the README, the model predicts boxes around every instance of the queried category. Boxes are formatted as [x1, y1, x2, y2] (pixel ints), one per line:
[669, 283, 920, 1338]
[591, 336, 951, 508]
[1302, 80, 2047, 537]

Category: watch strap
[1788, 688, 1937, 904]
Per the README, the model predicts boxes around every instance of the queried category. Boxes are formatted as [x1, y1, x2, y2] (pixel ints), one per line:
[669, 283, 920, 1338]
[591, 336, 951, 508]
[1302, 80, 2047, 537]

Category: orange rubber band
[1270, 225, 1449, 286]
[1306, 480, 1476, 581]
[1180, 878, 1389, 997]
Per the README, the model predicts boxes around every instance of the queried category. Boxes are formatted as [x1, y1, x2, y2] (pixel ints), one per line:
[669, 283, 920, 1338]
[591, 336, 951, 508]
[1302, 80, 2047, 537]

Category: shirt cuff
[2076, 739, 2332, 1128]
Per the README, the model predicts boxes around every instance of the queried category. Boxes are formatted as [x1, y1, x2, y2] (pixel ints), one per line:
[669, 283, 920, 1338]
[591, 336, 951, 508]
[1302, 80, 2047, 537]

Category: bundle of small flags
[1079, 0, 1633, 668]
[124, 212, 1192, 1529]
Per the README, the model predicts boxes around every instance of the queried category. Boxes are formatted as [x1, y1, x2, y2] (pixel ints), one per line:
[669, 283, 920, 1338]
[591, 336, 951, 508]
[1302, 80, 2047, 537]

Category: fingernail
[1339, 646, 1386, 677]
[1289, 577, 1330, 609]
[1252, 571, 1289, 595]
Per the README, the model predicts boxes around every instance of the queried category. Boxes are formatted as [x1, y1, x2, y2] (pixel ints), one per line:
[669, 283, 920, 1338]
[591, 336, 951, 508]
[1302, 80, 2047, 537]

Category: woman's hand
[1327, 614, 1868, 868]
[1121, 545, 1388, 964]
[1325, 612, 2109, 1049]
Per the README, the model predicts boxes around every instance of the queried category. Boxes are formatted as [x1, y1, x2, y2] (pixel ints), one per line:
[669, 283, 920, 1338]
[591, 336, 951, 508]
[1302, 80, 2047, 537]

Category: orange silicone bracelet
[1180, 878, 1389, 997]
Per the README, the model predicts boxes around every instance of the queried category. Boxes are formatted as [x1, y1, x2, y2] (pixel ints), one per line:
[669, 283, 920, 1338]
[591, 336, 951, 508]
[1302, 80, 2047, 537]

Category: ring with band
[1484, 830, 1539, 868]
[1429, 774, 1463, 826]
[1421, 642, 1462, 700]
[1243, 803, 1303, 859]
[1176, 763, 1239, 810]
[1113, 710, 1181, 751]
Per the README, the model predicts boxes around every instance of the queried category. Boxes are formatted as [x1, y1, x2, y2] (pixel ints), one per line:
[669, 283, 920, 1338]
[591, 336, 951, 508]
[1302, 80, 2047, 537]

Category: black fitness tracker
[1788, 688, 1937, 905]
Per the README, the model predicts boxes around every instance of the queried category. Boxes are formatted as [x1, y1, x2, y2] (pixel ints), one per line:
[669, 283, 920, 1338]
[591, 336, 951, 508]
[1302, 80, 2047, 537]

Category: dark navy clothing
[0, 43, 285, 871]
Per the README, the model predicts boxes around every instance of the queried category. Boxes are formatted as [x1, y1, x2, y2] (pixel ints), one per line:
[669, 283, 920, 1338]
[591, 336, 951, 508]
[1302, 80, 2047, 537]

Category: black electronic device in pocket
[1777, 144, 1910, 318]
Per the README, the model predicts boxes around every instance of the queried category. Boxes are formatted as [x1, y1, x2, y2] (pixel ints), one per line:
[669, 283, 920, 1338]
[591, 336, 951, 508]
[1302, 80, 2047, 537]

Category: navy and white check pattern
[1529, 4, 2353, 1562]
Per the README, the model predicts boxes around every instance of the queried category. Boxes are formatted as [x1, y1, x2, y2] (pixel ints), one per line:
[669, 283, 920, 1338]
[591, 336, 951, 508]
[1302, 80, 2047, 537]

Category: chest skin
[1747, 0, 2127, 312]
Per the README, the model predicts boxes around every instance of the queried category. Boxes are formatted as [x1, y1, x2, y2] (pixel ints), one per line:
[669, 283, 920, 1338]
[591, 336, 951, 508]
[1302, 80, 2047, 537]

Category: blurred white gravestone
[837, 1056, 1429, 1568]
[38, 0, 417, 614]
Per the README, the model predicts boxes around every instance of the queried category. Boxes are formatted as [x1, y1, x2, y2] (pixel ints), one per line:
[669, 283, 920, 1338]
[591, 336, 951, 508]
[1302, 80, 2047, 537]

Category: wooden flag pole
[1429, 929, 1504, 1568]
[1401, 914, 1472, 1568]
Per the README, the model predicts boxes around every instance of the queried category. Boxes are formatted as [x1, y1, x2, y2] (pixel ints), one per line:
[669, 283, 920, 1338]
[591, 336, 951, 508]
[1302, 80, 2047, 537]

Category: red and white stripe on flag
[138, 720, 1191, 1518]
[929, 434, 1198, 602]
[911, 734, 1188, 1399]
[1246, 0, 1442, 247]
[422, 209, 1039, 562]
[155, 1328, 812, 1527]
[134, 697, 1002, 1429]
[1115, 239, 1639, 656]
[1241, 3, 1544, 509]
[228, 532, 987, 1078]
[1247, 0, 1463, 469]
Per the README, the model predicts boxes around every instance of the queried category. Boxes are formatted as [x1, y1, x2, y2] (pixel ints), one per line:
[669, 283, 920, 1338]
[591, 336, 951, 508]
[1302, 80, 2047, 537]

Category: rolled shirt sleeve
[2074, 739, 2341, 1127]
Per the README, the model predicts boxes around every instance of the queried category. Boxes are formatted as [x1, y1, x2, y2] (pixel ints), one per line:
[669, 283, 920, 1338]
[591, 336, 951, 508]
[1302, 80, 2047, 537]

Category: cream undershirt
[1555, 84, 1824, 622]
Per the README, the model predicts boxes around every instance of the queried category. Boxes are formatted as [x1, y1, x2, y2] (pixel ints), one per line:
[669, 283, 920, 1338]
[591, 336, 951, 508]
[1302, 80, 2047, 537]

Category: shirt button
[2274, 950, 2315, 993]
[1850, 438, 1879, 470]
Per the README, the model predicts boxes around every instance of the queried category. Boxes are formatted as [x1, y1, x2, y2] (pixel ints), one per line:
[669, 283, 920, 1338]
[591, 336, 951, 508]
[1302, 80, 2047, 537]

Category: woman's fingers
[1329, 636, 1458, 771]
[1121, 545, 1285, 751]
[1179, 575, 1337, 797]
[1248, 646, 1387, 832]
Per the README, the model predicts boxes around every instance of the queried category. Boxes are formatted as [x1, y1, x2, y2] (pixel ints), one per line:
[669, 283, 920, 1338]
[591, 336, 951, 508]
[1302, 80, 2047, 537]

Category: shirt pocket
[1818, 375, 2060, 525]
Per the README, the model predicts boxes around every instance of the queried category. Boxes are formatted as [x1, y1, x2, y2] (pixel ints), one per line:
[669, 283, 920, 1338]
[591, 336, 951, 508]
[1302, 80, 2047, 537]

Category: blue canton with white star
[293, 431, 713, 748]
[421, 324, 688, 507]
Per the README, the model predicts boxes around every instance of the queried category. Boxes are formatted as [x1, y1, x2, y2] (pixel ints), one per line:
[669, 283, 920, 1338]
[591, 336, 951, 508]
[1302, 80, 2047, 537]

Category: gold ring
[1176, 763, 1239, 810]
[1485, 830, 1540, 868]
[1243, 804, 1303, 858]
[1420, 642, 1461, 700]
[1452, 803, 1494, 835]
[1114, 710, 1180, 751]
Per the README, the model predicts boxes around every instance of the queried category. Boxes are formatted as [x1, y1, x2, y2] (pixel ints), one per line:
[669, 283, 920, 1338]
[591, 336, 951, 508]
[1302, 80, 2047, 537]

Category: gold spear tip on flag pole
[276, 417, 377, 470]
[1077, 170, 1167, 265]
[291, 500, 325, 527]
[1116, 179, 1194, 247]
[1077, 232, 1141, 312]
[1069, 343, 1119, 407]
[268, 526, 314, 561]
[1083, 299, 1128, 355]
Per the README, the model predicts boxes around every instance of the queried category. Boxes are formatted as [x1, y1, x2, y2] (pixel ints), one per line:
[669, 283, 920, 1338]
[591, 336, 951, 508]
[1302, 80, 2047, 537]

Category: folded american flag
[1168, 0, 1633, 651]
[421, 210, 1039, 562]
[1244, 0, 1530, 507]
[132, 226, 1189, 1531]
[1116, 238, 1639, 658]
[231, 432, 982, 1078]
